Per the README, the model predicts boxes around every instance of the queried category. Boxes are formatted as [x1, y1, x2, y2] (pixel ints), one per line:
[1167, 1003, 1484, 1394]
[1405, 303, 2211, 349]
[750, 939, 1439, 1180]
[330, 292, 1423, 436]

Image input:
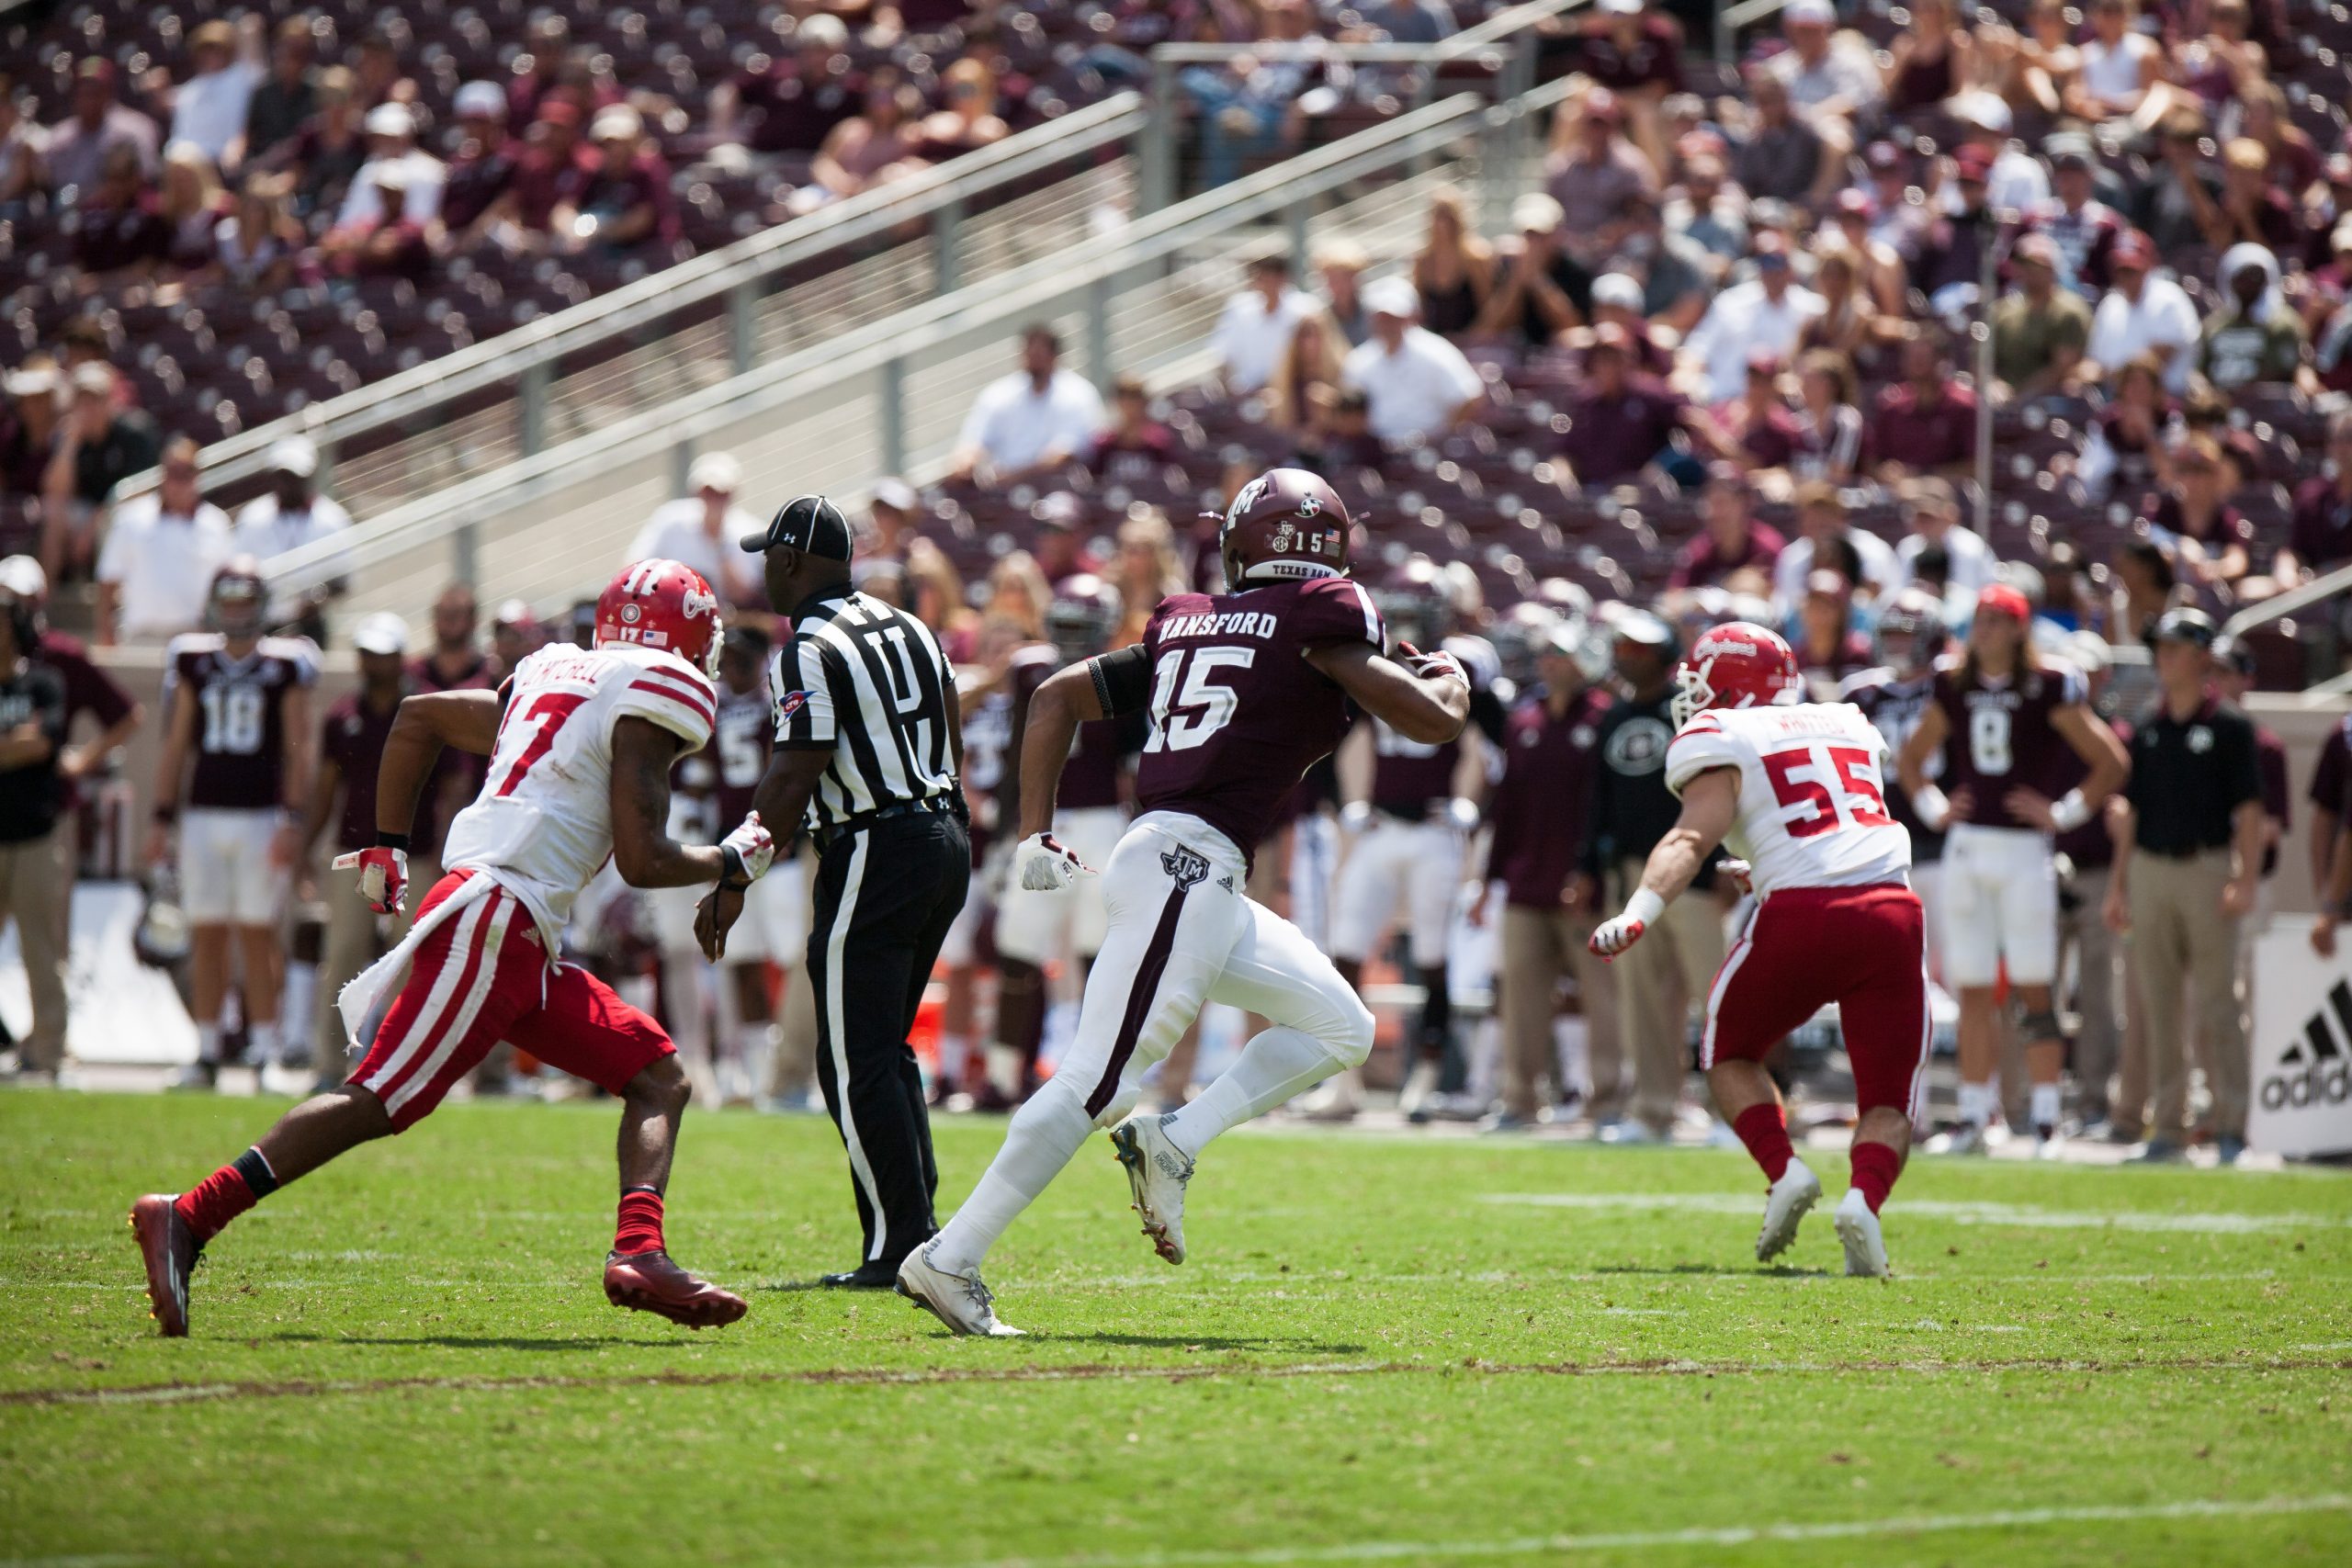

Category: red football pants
[352, 873, 673, 1131]
[1702, 884, 1928, 1119]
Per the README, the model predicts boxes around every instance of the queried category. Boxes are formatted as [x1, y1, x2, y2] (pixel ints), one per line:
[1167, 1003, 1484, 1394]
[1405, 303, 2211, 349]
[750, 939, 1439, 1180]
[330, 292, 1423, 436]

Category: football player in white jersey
[1590, 623, 1926, 1277]
[130, 561, 777, 1337]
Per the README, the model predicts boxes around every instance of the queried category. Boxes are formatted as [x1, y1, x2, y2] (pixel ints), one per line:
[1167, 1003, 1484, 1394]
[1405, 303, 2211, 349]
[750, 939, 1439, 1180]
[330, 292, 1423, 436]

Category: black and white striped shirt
[771, 589, 960, 832]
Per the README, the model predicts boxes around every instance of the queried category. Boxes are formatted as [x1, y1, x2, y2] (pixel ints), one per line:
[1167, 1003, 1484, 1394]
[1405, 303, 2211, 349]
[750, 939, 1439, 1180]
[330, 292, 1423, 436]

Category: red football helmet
[595, 558, 723, 677]
[1671, 619, 1803, 728]
[206, 555, 268, 639]
[1214, 467, 1351, 586]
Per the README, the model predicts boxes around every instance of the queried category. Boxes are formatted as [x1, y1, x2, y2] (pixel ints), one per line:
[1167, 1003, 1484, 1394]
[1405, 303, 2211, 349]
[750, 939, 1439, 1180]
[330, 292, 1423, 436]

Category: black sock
[232, 1146, 280, 1199]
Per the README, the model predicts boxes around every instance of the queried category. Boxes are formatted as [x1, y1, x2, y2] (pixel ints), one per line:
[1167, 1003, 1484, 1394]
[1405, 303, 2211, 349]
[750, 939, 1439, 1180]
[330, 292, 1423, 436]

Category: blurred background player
[1898, 582, 2128, 1154]
[1591, 622, 1926, 1278]
[1323, 557, 1494, 1118]
[990, 575, 1140, 1110]
[147, 558, 318, 1087]
[1839, 588, 1951, 984]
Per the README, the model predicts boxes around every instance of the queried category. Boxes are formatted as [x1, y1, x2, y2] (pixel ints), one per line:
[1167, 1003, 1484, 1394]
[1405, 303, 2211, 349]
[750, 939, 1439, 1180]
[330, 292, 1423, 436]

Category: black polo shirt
[0, 659, 69, 844]
[2123, 694, 2264, 856]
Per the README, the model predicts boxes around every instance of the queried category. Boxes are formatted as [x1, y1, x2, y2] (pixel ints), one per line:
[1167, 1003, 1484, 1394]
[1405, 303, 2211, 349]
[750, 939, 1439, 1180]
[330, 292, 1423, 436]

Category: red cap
[536, 98, 582, 129]
[1834, 186, 1875, 219]
[1952, 143, 1996, 182]
[1976, 582, 2032, 622]
[2110, 231, 2156, 271]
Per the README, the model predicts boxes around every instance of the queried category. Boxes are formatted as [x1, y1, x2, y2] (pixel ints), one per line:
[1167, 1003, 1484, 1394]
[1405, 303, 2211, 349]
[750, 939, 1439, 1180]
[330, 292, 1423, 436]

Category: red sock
[1849, 1142, 1902, 1214]
[615, 1188, 665, 1255]
[1731, 1102, 1793, 1183]
[174, 1163, 258, 1245]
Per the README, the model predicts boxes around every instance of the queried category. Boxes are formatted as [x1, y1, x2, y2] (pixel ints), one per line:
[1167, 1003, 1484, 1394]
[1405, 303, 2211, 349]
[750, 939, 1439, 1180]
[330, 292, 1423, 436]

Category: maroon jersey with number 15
[166, 632, 319, 810]
[1928, 656, 2087, 830]
[1131, 576, 1385, 859]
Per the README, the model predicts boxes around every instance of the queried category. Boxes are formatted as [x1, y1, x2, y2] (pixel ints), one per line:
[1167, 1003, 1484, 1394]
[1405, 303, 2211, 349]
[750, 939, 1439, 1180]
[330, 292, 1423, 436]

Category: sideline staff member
[0, 590, 69, 1080]
[703, 495, 969, 1287]
[2102, 608, 2266, 1165]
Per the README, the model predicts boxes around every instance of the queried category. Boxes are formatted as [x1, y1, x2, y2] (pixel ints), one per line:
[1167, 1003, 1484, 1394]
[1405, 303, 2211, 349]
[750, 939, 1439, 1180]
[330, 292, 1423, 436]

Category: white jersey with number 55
[441, 641, 716, 939]
[1664, 702, 1911, 897]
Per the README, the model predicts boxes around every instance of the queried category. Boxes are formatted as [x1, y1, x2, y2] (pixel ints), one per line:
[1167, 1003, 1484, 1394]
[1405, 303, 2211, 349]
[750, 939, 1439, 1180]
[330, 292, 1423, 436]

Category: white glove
[1589, 887, 1666, 960]
[1396, 639, 1467, 686]
[1444, 795, 1479, 834]
[1340, 799, 1375, 834]
[1018, 831, 1094, 892]
[1718, 858, 1755, 897]
[333, 845, 409, 916]
[718, 811, 776, 886]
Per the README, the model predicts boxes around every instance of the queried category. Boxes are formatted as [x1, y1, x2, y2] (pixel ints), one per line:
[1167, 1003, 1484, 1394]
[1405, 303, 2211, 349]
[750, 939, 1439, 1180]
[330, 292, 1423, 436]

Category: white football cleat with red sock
[1755, 1159, 1821, 1264]
[1833, 1188, 1890, 1278]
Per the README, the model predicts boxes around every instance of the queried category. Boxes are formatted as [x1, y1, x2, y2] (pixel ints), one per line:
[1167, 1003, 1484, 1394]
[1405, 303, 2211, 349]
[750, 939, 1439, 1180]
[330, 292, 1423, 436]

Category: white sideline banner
[2249, 917, 2352, 1158]
[0, 881, 197, 1064]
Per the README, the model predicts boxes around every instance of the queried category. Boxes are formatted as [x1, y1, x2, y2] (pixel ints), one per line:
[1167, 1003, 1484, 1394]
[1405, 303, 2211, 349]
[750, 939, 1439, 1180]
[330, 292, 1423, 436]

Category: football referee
[700, 495, 970, 1286]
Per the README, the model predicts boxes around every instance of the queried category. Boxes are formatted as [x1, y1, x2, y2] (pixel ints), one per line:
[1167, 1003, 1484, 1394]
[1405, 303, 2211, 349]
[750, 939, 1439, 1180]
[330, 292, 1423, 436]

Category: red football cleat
[129, 1194, 198, 1337]
[603, 1249, 748, 1328]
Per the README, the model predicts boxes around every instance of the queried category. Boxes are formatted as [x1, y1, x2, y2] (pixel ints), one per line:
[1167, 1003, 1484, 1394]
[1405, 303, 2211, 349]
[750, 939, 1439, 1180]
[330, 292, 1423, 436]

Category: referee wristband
[376, 831, 411, 852]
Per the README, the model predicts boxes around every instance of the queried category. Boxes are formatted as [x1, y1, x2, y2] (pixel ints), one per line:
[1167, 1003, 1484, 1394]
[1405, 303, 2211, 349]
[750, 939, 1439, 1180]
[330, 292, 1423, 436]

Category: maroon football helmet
[1214, 467, 1351, 586]
[205, 555, 268, 639]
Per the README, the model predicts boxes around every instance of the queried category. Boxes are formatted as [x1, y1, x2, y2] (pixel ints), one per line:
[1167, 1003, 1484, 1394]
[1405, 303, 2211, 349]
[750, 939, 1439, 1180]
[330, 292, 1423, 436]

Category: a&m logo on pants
[1161, 845, 1211, 892]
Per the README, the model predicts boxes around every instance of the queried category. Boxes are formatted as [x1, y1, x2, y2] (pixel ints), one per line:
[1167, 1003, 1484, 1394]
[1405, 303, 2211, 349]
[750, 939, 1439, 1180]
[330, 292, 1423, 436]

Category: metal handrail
[114, 92, 1149, 501]
[2223, 557, 2352, 672]
[258, 85, 1544, 594]
[1148, 0, 1592, 65]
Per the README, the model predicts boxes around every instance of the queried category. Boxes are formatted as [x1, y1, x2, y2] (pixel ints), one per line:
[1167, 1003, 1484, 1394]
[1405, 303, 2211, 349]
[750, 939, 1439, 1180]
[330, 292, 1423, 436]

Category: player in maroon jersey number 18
[899, 468, 1472, 1336]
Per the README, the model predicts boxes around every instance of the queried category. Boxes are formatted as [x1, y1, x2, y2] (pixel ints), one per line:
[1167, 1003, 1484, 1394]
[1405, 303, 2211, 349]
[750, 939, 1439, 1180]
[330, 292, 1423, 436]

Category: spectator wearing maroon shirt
[498, 99, 594, 237]
[1587, 273, 1671, 377]
[1486, 614, 1619, 1127]
[2282, 411, 2352, 584]
[2019, 135, 2125, 297]
[1578, 0, 1683, 171]
[1864, 325, 1977, 480]
[1669, 464, 1785, 589]
[1794, 570, 1875, 699]
[268, 66, 367, 224]
[439, 80, 517, 242]
[2207, 138, 2304, 256]
[1717, 352, 1803, 471]
[320, 164, 431, 279]
[2140, 433, 2256, 592]
[711, 14, 864, 155]
[73, 141, 170, 277]
[505, 15, 574, 138]
[1558, 323, 1724, 487]
[300, 613, 436, 1089]
[554, 107, 679, 256]
[1085, 375, 1179, 488]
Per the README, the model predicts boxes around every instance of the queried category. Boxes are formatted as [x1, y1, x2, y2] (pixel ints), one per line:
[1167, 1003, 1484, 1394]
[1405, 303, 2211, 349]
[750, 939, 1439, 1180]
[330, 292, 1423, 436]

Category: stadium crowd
[8, 0, 2352, 1165]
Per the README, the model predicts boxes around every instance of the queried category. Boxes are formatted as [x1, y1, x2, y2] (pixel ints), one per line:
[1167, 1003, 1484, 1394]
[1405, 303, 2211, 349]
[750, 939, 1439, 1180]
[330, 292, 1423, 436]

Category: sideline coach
[701, 494, 970, 1286]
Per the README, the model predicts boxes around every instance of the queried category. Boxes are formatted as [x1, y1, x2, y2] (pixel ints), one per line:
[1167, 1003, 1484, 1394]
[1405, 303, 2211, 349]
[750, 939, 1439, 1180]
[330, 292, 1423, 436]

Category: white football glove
[1589, 888, 1666, 961]
[1396, 640, 1467, 686]
[1443, 795, 1480, 834]
[1340, 799, 1375, 835]
[1018, 831, 1094, 892]
[1718, 858, 1755, 897]
[718, 811, 776, 886]
[333, 844, 409, 916]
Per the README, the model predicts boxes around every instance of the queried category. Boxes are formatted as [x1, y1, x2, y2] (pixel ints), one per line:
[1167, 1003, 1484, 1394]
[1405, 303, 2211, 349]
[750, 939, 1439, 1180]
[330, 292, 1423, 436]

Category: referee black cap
[741, 493, 854, 559]
[2144, 605, 2219, 649]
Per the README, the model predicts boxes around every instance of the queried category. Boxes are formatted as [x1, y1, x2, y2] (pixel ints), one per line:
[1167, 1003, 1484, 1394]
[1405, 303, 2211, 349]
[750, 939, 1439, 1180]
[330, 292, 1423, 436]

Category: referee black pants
[806, 810, 970, 1268]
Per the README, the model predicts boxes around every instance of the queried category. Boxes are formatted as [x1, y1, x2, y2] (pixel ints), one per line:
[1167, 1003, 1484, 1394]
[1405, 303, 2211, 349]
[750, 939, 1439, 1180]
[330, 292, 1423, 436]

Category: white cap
[872, 477, 918, 512]
[1784, 0, 1835, 21]
[1510, 191, 1565, 233]
[1600, 0, 1644, 13]
[1952, 90, 2011, 134]
[0, 554, 47, 601]
[364, 102, 414, 139]
[1591, 272, 1645, 310]
[69, 361, 115, 397]
[351, 611, 412, 655]
[590, 104, 642, 142]
[687, 450, 741, 493]
[2065, 629, 2111, 676]
[267, 434, 319, 477]
[454, 80, 506, 119]
[796, 13, 850, 50]
[4, 364, 58, 398]
[1364, 275, 1420, 318]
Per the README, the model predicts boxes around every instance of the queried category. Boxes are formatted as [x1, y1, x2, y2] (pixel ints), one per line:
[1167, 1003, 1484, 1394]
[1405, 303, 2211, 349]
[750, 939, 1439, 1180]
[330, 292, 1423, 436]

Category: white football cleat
[1755, 1159, 1822, 1264]
[1109, 1112, 1194, 1265]
[1928, 1122, 1991, 1156]
[895, 1244, 1023, 1337]
[1833, 1189, 1890, 1278]
[1396, 1059, 1441, 1119]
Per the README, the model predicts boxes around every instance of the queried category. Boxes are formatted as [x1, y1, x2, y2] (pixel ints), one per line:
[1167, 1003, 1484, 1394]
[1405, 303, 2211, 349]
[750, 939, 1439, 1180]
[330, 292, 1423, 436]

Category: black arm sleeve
[1089, 643, 1153, 718]
[1468, 683, 1510, 748]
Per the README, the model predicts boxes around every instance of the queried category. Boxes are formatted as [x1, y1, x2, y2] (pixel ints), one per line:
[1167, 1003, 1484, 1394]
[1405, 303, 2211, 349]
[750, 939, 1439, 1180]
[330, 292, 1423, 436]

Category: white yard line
[1480, 1192, 2352, 1234]
[957, 1494, 2352, 1567]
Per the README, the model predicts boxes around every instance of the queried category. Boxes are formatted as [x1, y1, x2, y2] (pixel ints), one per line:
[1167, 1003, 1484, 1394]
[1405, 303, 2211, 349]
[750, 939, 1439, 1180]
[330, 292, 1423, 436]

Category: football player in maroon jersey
[1896, 582, 2128, 1153]
[899, 468, 1471, 1336]
[147, 559, 318, 1088]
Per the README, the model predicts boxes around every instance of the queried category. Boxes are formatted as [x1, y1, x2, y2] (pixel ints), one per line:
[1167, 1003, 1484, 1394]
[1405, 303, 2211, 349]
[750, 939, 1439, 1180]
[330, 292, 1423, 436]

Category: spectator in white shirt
[232, 436, 354, 628]
[1212, 251, 1323, 395]
[95, 436, 232, 645]
[1771, 479, 1900, 612]
[1892, 475, 1996, 615]
[1770, 0, 1883, 136]
[624, 451, 766, 606]
[168, 17, 265, 169]
[336, 102, 445, 230]
[1339, 276, 1487, 446]
[949, 325, 1108, 483]
[1947, 93, 2050, 217]
[2083, 231, 2199, 392]
[1679, 234, 1826, 402]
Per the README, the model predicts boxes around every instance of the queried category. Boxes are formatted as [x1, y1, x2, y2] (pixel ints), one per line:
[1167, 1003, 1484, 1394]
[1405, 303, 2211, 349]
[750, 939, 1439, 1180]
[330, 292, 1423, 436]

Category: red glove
[333, 844, 410, 915]
[1396, 641, 1467, 686]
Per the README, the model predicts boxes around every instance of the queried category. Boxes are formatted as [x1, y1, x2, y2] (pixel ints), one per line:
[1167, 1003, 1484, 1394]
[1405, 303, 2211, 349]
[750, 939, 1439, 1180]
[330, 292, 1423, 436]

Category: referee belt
[812, 795, 957, 853]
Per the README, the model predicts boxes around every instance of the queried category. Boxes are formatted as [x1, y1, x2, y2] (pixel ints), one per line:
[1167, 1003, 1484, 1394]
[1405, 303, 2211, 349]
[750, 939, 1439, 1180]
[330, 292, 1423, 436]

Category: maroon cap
[537, 99, 582, 129]
[1952, 143, 1996, 182]
[1834, 186, 1875, 219]
[76, 56, 117, 86]
[2110, 231, 2156, 271]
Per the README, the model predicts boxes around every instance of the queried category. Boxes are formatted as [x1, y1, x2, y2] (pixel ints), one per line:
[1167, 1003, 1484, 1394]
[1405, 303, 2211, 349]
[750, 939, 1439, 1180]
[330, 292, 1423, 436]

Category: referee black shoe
[819, 1262, 900, 1290]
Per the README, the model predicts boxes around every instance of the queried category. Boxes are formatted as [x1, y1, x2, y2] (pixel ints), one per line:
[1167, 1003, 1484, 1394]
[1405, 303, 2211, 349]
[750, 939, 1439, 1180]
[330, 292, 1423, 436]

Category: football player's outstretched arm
[374, 689, 501, 841]
[1591, 767, 1738, 958]
[610, 716, 733, 890]
[1012, 661, 1098, 841]
[1305, 639, 1470, 746]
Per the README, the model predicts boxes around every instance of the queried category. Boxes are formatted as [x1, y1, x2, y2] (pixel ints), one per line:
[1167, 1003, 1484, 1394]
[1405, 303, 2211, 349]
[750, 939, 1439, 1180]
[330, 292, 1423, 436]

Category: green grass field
[3, 1092, 2348, 1567]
